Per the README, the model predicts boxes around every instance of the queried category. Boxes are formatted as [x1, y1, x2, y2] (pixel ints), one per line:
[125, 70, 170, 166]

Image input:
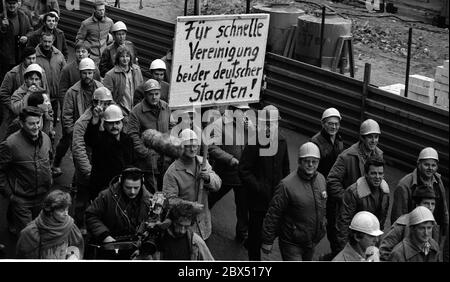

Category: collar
[20, 128, 43, 147]
[173, 156, 203, 172]
[36, 45, 58, 57]
[403, 237, 439, 260]
[342, 243, 365, 261]
[356, 176, 389, 198]
[319, 128, 341, 144]
[91, 14, 105, 23]
[413, 168, 438, 186]
[142, 99, 166, 113]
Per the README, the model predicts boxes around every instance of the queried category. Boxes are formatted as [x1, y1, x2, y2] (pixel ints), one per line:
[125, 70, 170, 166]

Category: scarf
[34, 211, 74, 249]
[39, 45, 53, 60]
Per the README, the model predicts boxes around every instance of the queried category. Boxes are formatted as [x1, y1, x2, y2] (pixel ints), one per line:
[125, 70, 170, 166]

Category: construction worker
[15, 189, 84, 259]
[0, 106, 53, 235]
[59, 42, 101, 101]
[133, 59, 170, 105]
[0, 0, 32, 81]
[72, 86, 113, 231]
[0, 46, 48, 141]
[336, 156, 389, 251]
[99, 20, 138, 77]
[52, 58, 103, 177]
[75, 0, 113, 65]
[20, 0, 59, 29]
[391, 147, 448, 250]
[10, 63, 47, 115]
[239, 105, 290, 261]
[163, 129, 222, 241]
[208, 104, 252, 243]
[35, 32, 66, 125]
[389, 206, 441, 262]
[103, 45, 143, 119]
[380, 184, 440, 261]
[332, 211, 383, 262]
[26, 11, 68, 60]
[127, 79, 171, 193]
[85, 104, 135, 200]
[310, 107, 344, 260]
[261, 142, 327, 261]
[326, 118, 384, 257]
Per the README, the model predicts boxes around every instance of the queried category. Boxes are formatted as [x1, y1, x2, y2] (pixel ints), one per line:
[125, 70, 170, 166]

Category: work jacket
[27, 26, 68, 60]
[0, 10, 32, 66]
[35, 45, 66, 100]
[389, 237, 440, 262]
[99, 41, 138, 77]
[310, 129, 344, 177]
[59, 60, 101, 99]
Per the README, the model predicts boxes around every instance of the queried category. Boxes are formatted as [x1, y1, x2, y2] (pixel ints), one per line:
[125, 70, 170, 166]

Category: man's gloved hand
[2, 18, 9, 27]
[365, 246, 380, 262]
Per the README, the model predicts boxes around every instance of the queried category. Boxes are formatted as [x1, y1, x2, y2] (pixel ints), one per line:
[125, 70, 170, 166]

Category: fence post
[404, 27, 413, 98]
[361, 63, 371, 123]
[246, 0, 251, 13]
[318, 6, 326, 67]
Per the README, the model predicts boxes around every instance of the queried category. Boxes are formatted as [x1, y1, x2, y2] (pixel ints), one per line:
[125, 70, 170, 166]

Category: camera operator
[157, 202, 214, 260]
[85, 167, 154, 259]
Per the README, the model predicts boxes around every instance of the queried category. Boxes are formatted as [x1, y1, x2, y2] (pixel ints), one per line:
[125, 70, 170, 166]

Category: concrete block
[409, 74, 435, 87]
[405, 91, 433, 105]
[379, 83, 404, 96]
[436, 65, 449, 78]
[435, 74, 449, 84]
[409, 84, 434, 97]
[434, 82, 449, 92]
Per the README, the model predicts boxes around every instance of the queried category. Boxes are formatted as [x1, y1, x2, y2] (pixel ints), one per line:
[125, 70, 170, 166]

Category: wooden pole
[196, 144, 208, 204]
[361, 63, 371, 123]
[404, 27, 413, 98]
[318, 6, 326, 67]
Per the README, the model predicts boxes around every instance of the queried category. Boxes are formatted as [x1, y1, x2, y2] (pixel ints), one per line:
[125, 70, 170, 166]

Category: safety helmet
[349, 211, 384, 236]
[24, 63, 43, 78]
[143, 79, 161, 91]
[78, 58, 96, 71]
[111, 21, 127, 33]
[179, 128, 199, 146]
[417, 147, 439, 162]
[93, 87, 113, 101]
[321, 107, 341, 121]
[231, 104, 250, 110]
[258, 104, 280, 121]
[103, 104, 124, 122]
[409, 206, 435, 226]
[150, 59, 167, 70]
[298, 142, 320, 159]
[43, 189, 71, 214]
[360, 119, 381, 136]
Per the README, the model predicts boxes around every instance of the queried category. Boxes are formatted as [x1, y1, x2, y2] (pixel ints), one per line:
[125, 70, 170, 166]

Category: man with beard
[59, 42, 101, 103]
[0, 106, 53, 235]
[389, 206, 441, 262]
[336, 156, 390, 250]
[52, 58, 102, 177]
[239, 104, 290, 261]
[0, 47, 49, 141]
[391, 147, 448, 255]
[326, 118, 385, 257]
[0, 0, 32, 81]
[99, 21, 138, 77]
[75, 0, 113, 66]
[157, 202, 214, 260]
[35, 32, 65, 125]
[85, 167, 152, 259]
[85, 104, 135, 200]
[26, 11, 68, 60]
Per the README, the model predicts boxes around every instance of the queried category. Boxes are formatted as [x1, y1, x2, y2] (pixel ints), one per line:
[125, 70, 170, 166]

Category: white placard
[169, 14, 270, 109]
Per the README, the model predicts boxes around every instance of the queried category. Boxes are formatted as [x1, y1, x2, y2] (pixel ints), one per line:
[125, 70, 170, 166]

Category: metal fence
[264, 52, 449, 183]
[57, 1, 449, 182]
[58, 0, 175, 76]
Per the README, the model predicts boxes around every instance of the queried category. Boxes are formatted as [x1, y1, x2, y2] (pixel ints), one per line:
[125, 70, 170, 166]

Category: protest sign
[169, 14, 270, 109]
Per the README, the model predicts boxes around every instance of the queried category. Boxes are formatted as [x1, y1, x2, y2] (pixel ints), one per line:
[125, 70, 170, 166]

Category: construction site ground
[103, 0, 449, 87]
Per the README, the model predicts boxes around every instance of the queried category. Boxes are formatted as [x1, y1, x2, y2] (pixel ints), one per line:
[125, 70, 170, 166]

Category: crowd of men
[0, 0, 448, 261]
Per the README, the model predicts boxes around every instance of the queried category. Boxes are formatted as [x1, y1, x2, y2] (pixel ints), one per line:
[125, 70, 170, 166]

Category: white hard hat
[232, 104, 250, 110]
[111, 21, 127, 33]
[349, 211, 384, 236]
[93, 87, 113, 101]
[360, 119, 381, 135]
[258, 105, 280, 121]
[24, 63, 43, 77]
[298, 142, 320, 159]
[150, 59, 166, 70]
[321, 107, 341, 121]
[103, 105, 124, 122]
[179, 129, 199, 145]
[143, 79, 161, 91]
[418, 147, 439, 162]
[409, 206, 435, 226]
[79, 58, 96, 71]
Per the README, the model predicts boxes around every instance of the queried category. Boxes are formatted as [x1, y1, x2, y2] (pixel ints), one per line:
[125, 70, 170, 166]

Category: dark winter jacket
[99, 41, 138, 77]
[26, 26, 68, 60]
[0, 10, 32, 66]
[0, 129, 52, 199]
[85, 177, 152, 243]
[238, 134, 290, 211]
[310, 129, 344, 177]
[389, 237, 441, 262]
[262, 169, 327, 248]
